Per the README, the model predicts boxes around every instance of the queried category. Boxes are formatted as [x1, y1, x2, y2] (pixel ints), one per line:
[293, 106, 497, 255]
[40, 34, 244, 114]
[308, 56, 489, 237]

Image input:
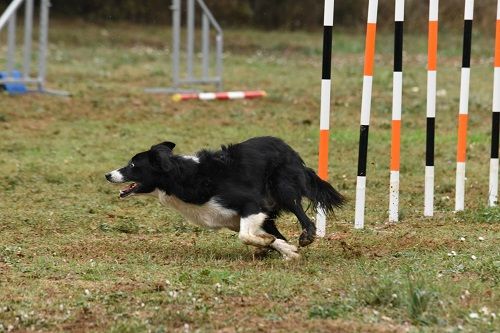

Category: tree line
[0, 0, 497, 33]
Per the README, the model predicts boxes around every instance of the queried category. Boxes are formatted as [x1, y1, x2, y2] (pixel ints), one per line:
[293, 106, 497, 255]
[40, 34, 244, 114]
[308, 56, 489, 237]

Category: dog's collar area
[119, 183, 140, 198]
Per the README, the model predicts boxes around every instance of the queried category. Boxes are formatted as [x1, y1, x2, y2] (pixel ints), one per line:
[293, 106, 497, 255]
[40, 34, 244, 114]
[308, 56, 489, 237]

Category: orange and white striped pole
[489, 0, 500, 206]
[424, 0, 439, 216]
[389, 0, 405, 222]
[455, 0, 474, 212]
[354, 0, 378, 229]
[316, 0, 334, 237]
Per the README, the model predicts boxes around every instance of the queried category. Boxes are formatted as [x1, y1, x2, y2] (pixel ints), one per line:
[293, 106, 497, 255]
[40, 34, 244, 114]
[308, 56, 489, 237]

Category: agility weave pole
[389, 0, 405, 223]
[327, 0, 497, 226]
[489, 0, 500, 207]
[424, 0, 439, 217]
[455, 0, 474, 212]
[354, 0, 378, 229]
[315, 0, 334, 237]
[172, 90, 266, 101]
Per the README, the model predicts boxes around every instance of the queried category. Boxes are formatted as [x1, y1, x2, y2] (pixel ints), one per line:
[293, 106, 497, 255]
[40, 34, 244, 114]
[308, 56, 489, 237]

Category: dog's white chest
[157, 191, 240, 230]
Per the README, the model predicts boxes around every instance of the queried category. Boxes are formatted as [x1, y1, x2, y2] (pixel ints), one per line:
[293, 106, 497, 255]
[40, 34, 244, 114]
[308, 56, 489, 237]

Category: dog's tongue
[119, 183, 138, 198]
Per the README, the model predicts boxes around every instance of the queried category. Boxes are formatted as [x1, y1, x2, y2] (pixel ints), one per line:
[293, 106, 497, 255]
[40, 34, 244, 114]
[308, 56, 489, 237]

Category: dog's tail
[304, 168, 345, 214]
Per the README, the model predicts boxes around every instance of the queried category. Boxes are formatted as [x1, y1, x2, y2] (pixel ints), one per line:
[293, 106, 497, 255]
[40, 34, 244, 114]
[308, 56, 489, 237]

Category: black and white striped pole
[389, 0, 405, 223]
[424, 0, 439, 217]
[489, 0, 500, 206]
[316, 0, 334, 237]
[455, 0, 474, 212]
[354, 0, 378, 229]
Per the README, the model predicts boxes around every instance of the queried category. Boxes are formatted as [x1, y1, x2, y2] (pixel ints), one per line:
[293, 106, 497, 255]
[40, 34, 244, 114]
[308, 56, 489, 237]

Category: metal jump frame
[0, 0, 67, 95]
[146, 0, 223, 93]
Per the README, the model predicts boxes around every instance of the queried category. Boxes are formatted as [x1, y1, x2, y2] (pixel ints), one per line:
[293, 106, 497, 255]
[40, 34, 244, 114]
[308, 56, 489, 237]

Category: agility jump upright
[0, 0, 66, 95]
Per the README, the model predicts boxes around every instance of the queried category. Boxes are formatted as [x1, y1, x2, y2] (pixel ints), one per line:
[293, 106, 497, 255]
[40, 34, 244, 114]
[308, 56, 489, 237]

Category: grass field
[0, 20, 499, 332]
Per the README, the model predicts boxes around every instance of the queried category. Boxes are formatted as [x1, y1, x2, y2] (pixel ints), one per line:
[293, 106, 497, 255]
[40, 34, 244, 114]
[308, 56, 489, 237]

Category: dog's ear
[153, 141, 176, 151]
[149, 146, 174, 172]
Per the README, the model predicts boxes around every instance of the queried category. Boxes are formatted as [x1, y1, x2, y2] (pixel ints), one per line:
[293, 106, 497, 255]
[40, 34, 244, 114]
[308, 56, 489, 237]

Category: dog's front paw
[283, 250, 300, 260]
[271, 239, 300, 260]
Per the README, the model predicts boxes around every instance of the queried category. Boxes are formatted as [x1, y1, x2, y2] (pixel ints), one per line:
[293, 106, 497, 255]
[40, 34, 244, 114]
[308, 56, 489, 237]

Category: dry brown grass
[0, 20, 499, 332]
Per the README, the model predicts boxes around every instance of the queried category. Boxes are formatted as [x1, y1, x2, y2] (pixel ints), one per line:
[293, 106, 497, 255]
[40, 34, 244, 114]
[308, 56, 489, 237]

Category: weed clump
[309, 299, 354, 319]
[405, 274, 438, 324]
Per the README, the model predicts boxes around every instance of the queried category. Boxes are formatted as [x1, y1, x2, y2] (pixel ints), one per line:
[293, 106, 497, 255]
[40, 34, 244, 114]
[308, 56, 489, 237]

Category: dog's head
[105, 141, 176, 198]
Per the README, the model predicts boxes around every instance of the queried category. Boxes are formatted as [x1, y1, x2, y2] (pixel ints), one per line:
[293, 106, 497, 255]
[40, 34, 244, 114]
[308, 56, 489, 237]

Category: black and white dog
[105, 136, 344, 259]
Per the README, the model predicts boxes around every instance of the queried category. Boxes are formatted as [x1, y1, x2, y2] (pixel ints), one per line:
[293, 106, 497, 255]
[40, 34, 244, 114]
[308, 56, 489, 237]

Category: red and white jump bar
[172, 90, 266, 102]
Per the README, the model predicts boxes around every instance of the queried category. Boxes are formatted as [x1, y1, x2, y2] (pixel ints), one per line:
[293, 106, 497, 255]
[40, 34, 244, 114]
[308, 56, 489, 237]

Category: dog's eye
[130, 162, 135, 168]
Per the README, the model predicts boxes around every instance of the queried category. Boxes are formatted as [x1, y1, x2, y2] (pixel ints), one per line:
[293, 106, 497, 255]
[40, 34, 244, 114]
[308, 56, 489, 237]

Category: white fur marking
[182, 155, 200, 163]
[271, 239, 300, 260]
[157, 191, 239, 230]
[239, 213, 273, 247]
[109, 170, 124, 182]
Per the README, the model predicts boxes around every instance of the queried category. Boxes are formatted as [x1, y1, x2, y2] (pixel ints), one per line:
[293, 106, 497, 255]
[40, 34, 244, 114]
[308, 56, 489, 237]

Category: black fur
[106, 136, 345, 247]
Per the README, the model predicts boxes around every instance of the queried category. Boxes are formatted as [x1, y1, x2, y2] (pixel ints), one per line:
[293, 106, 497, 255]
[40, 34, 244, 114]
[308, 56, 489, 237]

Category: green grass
[0, 21, 499, 332]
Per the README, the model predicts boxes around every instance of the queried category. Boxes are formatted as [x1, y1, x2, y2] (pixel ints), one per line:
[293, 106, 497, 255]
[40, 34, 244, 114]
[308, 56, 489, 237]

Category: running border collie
[105, 136, 344, 259]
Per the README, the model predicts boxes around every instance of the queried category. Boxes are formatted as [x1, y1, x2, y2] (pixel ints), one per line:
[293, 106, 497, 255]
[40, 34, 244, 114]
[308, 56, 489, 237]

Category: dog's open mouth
[119, 183, 140, 198]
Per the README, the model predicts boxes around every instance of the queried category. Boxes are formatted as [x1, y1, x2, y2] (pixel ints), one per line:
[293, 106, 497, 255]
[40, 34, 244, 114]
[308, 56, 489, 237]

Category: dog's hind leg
[284, 201, 316, 247]
[272, 182, 317, 247]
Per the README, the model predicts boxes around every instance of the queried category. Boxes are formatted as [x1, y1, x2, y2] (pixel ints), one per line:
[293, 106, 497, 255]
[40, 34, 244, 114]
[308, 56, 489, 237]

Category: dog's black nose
[105, 173, 112, 181]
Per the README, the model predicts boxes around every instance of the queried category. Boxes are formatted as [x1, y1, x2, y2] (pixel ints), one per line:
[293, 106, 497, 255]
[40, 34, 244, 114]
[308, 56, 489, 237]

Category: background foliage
[0, 0, 498, 32]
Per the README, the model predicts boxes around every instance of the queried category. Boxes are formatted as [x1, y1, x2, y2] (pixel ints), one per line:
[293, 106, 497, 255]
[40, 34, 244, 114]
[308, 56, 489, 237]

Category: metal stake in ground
[389, 0, 405, 223]
[354, 0, 378, 229]
[455, 0, 474, 212]
[489, 0, 500, 206]
[315, 0, 335, 238]
[424, 0, 439, 217]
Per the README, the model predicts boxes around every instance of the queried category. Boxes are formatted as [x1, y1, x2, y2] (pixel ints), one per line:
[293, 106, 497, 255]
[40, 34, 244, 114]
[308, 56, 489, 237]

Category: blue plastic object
[0, 70, 28, 95]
